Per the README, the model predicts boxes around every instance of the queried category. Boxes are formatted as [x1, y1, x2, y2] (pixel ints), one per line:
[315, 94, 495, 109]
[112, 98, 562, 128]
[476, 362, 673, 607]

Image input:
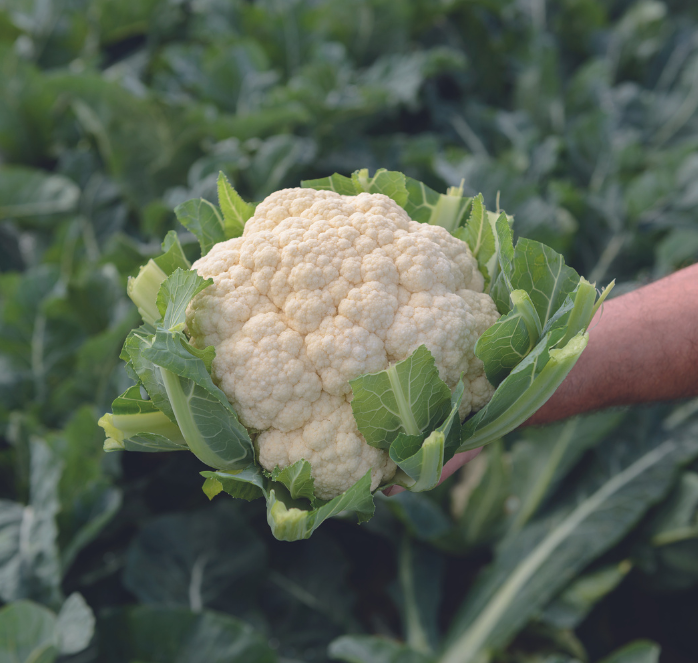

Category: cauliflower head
[186, 187, 500, 499]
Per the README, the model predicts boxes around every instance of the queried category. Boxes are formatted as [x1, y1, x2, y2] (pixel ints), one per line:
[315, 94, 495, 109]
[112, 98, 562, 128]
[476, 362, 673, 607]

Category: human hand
[382, 447, 483, 496]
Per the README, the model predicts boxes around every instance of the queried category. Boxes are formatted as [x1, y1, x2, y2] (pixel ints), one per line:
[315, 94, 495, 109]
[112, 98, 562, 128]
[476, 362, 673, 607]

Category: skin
[384, 263, 698, 496]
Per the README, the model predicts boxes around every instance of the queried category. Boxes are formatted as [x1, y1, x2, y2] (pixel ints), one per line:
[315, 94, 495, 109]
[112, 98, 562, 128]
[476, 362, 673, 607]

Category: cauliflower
[185, 187, 500, 499]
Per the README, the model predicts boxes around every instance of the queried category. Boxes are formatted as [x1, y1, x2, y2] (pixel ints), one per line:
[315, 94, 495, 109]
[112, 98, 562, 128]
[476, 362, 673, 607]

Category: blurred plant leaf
[396, 535, 443, 655]
[449, 441, 510, 550]
[441, 418, 698, 663]
[0, 167, 79, 220]
[55, 593, 95, 655]
[0, 600, 57, 663]
[506, 412, 625, 536]
[598, 640, 660, 663]
[174, 198, 226, 257]
[0, 439, 62, 606]
[98, 606, 277, 663]
[123, 502, 266, 612]
[540, 561, 632, 630]
[329, 635, 433, 663]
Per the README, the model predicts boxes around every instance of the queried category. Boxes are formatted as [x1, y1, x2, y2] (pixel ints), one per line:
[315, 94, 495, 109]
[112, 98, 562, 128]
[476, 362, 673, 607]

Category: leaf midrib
[387, 363, 421, 437]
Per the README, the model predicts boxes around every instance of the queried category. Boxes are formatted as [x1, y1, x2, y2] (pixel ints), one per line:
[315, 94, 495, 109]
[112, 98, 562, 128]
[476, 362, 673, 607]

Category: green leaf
[55, 593, 95, 656]
[49, 408, 122, 575]
[156, 269, 213, 330]
[389, 380, 464, 492]
[450, 441, 510, 549]
[217, 172, 255, 238]
[541, 561, 632, 630]
[127, 260, 168, 326]
[459, 195, 497, 288]
[204, 464, 375, 541]
[0, 166, 79, 220]
[111, 385, 162, 416]
[442, 419, 698, 663]
[402, 178, 443, 223]
[328, 635, 433, 663]
[0, 601, 57, 663]
[460, 331, 588, 451]
[121, 327, 178, 422]
[351, 168, 409, 207]
[648, 471, 698, 546]
[504, 239, 579, 329]
[267, 470, 375, 542]
[384, 492, 453, 543]
[99, 385, 186, 452]
[397, 535, 443, 655]
[202, 477, 224, 500]
[271, 460, 316, 503]
[201, 467, 266, 502]
[60, 487, 122, 575]
[100, 421, 186, 452]
[0, 440, 62, 606]
[350, 345, 451, 450]
[97, 606, 276, 663]
[154, 231, 191, 274]
[507, 413, 625, 535]
[599, 641, 660, 663]
[174, 198, 226, 256]
[142, 329, 254, 471]
[301, 173, 357, 195]
[123, 504, 266, 610]
[128, 237, 193, 326]
[404, 177, 471, 231]
[476, 290, 542, 387]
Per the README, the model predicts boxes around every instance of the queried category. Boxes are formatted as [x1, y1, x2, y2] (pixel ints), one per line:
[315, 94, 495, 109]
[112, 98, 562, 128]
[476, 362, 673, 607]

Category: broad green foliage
[123, 503, 266, 610]
[217, 173, 255, 238]
[1, 1, 698, 662]
[599, 641, 660, 663]
[0, 595, 95, 663]
[541, 561, 633, 629]
[329, 635, 433, 663]
[98, 606, 276, 663]
[0, 167, 79, 220]
[202, 462, 376, 542]
[174, 178, 254, 255]
[350, 345, 452, 449]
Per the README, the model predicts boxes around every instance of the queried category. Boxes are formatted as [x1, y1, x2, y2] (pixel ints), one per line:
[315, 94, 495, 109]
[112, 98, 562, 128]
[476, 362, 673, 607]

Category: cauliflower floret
[257, 394, 395, 499]
[187, 188, 500, 499]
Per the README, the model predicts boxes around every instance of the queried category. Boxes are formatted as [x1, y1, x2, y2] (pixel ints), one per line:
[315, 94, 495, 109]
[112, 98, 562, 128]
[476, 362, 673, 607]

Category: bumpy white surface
[186, 188, 500, 499]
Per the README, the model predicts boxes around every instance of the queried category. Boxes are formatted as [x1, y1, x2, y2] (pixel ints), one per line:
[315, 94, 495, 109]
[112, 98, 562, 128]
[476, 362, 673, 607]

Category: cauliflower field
[1, 2, 698, 663]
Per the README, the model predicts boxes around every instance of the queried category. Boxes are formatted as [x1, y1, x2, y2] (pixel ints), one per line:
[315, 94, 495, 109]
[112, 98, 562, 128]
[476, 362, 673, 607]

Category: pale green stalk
[160, 367, 232, 469]
[99, 411, 185, 450]
[408, 432, 446, 493]
[127, 259, 168, 325]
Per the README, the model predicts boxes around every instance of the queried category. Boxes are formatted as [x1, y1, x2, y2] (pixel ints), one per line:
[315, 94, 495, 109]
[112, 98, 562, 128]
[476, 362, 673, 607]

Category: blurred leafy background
[1, 0, 698, 661]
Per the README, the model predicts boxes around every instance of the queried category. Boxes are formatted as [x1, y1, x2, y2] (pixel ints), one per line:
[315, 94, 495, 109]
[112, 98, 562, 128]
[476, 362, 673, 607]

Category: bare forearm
[526, 263, 698, 426]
